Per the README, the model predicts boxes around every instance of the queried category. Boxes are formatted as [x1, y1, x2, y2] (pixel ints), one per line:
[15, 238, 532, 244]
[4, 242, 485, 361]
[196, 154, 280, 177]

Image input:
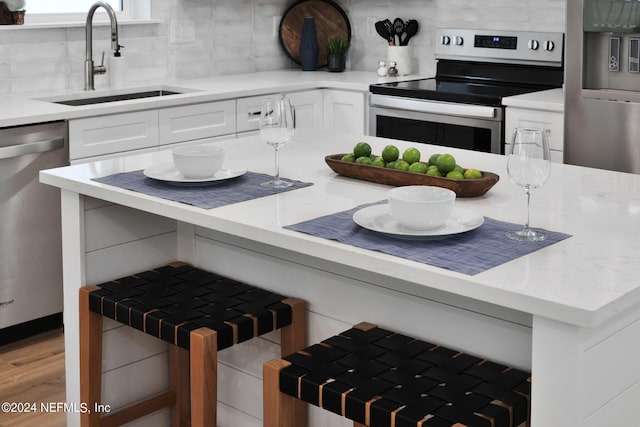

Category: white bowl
[388, 185, 456, 230]
[172, 145, 225, 179]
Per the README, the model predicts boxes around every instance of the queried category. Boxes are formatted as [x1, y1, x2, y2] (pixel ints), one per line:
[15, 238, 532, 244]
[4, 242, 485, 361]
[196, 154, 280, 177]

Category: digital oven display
[474, 35, 517, 49]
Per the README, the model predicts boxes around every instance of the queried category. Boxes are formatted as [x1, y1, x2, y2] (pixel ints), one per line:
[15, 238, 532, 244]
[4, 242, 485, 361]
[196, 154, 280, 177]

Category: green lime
[355, 156, 373, 165]
[453, 164, 464, 174]
[446, 170, 464, 180]
[436, 153, 456, 174]
[394, 160, 410, 171]
[372, 156, 386, 167]
[353, 142, 372, 158]
[382, 145, 400, 162]
[402, 147, 421, 164]
[428, 153, 441, 166]
[426, 167, 443, 177]
[464, 168, 483, 179]
[341, 153, 356, 162]
[386, 161, 397, 169]
[408, 162, 428, 174]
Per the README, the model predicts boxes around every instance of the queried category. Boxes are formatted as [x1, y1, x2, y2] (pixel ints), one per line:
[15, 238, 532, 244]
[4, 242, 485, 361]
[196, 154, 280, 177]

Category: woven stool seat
[87, 262, 294, 350]
[80, 262, 305, 427]
[264, 322, 531, 427]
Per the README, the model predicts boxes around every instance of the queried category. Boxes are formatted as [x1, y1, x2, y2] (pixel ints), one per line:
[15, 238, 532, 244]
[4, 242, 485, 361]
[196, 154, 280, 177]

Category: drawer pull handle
[0, 299, 15, 308]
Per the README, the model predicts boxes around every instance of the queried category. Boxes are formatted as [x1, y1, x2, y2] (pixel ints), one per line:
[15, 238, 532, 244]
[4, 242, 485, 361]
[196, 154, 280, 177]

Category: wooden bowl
[325, 154, 499, 197]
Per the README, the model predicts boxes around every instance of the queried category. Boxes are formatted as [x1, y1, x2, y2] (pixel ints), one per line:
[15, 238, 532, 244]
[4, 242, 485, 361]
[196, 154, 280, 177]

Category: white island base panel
[59, 192, 640, 427]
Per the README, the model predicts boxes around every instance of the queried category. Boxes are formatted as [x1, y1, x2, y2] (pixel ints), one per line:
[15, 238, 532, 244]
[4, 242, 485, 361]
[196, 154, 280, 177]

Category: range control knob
[543, 40, 555, 51]
[441, 35, 451, 45]
[454, 36, 464, 46]
[528, 39, 540, 50]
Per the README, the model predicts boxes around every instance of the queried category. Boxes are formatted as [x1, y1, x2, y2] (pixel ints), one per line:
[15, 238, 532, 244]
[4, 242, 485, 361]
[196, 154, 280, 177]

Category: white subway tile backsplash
[0, 0, 565, 95]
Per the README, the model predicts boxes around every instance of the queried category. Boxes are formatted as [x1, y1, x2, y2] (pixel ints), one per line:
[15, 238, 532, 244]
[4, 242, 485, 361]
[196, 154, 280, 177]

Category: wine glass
[505, 127, 551, 241]
[259, 97, 295, 189]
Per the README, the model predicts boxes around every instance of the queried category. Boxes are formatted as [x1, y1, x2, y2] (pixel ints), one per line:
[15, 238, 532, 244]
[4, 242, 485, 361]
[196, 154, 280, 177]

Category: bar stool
[264, 322, 531, 427]
[79, 262, 305, 427]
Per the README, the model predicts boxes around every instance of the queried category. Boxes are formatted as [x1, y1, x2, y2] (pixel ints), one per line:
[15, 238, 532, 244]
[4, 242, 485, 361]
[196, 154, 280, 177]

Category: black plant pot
[327, 53, 346, 72]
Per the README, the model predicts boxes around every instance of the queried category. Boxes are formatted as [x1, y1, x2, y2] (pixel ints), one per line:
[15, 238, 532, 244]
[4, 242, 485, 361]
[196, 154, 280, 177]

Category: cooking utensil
[375, 20, 394, 45]
[382, 19, 395, 45]
[393, 17, 405, 46]
[401, 19, 419, 46]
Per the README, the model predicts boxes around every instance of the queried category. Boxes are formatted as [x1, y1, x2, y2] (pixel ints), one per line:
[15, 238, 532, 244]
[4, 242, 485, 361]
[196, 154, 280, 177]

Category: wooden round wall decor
[279, 0, 352, 68]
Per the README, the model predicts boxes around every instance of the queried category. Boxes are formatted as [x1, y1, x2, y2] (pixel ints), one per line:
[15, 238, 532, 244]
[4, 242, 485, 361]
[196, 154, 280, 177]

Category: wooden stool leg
[169, 346, 190, 427]
[264, 359, 307, 427]
[190, 327, 217, 427]
[79, 286, 103, 427]
[280, 297, 306, 355]
[278, 298, 307, 425]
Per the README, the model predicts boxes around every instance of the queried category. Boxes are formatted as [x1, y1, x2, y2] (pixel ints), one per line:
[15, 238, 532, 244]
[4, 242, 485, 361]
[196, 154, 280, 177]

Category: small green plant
[326, 36, 350, 55]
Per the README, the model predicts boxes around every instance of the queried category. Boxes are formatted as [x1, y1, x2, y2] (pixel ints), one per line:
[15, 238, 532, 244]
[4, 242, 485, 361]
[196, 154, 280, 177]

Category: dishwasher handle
[0, 137, 65, 160]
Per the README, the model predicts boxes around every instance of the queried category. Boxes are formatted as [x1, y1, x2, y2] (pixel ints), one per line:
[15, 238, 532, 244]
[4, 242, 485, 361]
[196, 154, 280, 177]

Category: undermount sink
[55, 90, 183, 106]
[39, 86, 196, 106]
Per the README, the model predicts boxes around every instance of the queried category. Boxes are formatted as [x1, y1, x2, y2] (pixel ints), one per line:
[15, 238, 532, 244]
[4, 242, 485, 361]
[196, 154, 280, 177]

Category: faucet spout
[84, 1, 120, 90]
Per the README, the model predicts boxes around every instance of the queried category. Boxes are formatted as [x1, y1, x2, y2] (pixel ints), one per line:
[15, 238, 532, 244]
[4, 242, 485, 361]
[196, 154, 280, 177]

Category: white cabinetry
[236, 89, 367, 136]
[69, 110, 159, 161]
[159, 100, 235, 145]
[69, 88, 368, 161]
[503, 89, 564, 163]
[323, 89, 366, 134]
[236, 90, 324, 134]
[286, 90, 324, 130]
[69, 100, 237, 162]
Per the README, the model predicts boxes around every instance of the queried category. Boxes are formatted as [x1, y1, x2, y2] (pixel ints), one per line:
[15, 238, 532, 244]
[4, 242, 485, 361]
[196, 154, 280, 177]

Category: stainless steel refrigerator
[565, 0, 640, 174]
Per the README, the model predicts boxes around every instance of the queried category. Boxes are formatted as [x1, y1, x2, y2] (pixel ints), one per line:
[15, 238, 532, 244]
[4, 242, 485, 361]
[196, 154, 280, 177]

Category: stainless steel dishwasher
[0, 121, 67, 343]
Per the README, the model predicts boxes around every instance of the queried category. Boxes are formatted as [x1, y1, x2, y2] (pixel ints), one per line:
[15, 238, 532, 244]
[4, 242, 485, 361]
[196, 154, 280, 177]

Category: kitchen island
[41, 129, 640, 427]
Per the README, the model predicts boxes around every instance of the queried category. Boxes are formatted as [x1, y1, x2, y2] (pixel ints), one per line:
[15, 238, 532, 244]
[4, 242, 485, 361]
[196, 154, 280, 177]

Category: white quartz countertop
[40, 129, 640, 329]
[502, 88, 564, 111]
[0, 70, 425, 128]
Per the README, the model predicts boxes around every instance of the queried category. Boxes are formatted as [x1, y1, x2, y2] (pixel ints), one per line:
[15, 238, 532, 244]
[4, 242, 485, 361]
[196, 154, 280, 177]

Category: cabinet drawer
[159, 100, 236, 145]
[237, 95, 272, 133]
[69, 110, 159, 160]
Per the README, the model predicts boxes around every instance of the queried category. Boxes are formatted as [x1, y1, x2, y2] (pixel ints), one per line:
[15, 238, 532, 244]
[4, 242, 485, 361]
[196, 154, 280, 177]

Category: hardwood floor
[0, 329, 66, 427]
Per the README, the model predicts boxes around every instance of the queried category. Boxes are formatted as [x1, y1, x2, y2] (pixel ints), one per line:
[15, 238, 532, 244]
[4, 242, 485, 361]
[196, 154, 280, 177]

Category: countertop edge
[0, 71, 427, 128]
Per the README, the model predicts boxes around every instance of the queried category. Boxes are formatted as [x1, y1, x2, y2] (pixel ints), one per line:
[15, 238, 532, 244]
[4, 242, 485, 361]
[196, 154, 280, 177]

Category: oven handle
[370, 94, 498, 119]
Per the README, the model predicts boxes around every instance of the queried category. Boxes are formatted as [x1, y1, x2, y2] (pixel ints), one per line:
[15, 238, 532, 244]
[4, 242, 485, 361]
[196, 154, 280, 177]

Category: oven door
[369, 94, 504, 154]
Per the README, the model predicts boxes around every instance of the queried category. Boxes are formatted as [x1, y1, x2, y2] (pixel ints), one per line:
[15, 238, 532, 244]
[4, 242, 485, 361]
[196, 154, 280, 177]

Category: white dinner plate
[143, 162, 247, 184]
[352, 204, 484, 239]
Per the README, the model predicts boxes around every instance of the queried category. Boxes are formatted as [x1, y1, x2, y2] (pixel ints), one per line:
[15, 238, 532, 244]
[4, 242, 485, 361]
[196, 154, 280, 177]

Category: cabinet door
[69, 110, 159, 161]
[505, 107, 564, 162]
[159, 100, 236, 145]
[323, 89, 366, 134]
[285, 90, 324, 130]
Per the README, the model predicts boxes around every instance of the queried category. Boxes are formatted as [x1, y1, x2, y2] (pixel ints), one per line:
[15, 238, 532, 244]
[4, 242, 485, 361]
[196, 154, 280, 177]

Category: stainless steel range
[369, 28, 565, 154]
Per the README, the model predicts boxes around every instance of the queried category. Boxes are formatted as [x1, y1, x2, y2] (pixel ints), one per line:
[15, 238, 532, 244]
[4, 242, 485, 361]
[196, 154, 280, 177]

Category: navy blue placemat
[284, 201, 571, 275]
[93, 170, 313, 209]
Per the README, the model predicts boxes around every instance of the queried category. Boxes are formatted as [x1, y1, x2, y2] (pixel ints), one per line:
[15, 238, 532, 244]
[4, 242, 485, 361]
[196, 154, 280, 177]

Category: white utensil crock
[387, 46, 413, 76]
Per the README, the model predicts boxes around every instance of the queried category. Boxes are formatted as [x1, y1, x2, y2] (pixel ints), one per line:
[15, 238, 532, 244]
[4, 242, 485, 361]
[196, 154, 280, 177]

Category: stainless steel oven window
[369, 102, 504, 154]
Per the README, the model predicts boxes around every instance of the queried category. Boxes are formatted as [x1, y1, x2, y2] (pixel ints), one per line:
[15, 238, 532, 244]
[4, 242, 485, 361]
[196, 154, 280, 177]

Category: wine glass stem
[524, 187, 532, 231]
[273, 146, 281, 184]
